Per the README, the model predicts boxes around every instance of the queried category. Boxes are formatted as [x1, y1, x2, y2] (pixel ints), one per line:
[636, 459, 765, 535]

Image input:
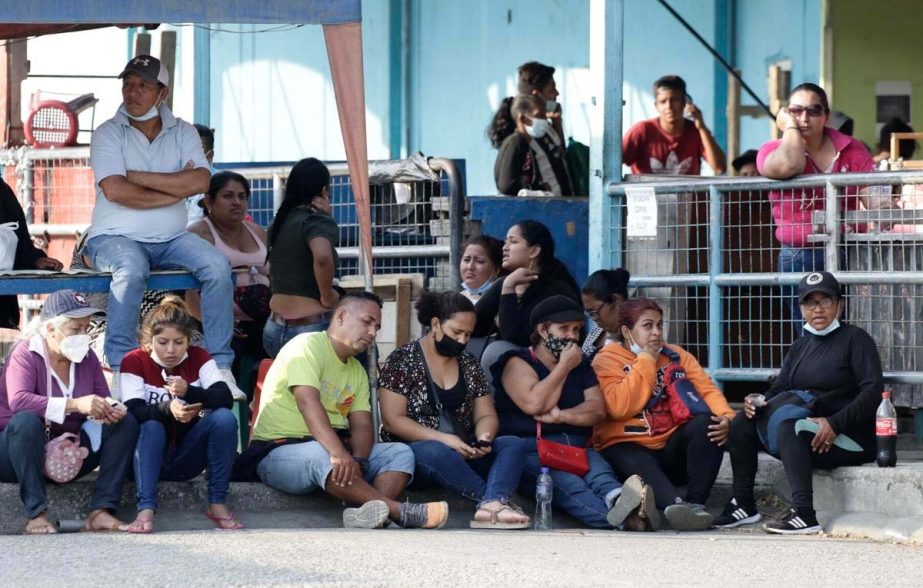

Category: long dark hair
[486, 95, 544, 149]
[515, 219, 580, 295]
[268, 158, 330, 252]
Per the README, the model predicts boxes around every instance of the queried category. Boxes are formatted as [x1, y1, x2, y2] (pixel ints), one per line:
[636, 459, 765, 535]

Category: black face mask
[434, 325, 466, 358]
[544, 335, 577, 360]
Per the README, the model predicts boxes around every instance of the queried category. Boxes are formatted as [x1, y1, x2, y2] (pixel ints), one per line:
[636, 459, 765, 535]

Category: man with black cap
[84, 55, 242, 400]
[731, 149, 759, 177]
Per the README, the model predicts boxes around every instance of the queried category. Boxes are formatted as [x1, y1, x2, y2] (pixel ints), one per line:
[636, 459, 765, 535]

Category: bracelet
[783, 126, 799, 132]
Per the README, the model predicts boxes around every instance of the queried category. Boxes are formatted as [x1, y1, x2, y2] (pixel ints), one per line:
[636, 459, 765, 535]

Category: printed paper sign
[625, 186, 657, 238]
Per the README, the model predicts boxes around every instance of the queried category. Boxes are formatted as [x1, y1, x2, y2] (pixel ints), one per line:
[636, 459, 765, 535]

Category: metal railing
[0, 147, 465, 286]
[608, 170, 923, 407]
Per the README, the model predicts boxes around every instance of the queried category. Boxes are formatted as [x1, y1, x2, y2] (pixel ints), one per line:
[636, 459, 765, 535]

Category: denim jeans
[0, 411, 137, 519]
[85, 232, 234, 370]
[133, 408, 239, 511]
[262, 319, 328, 359]
[409, 436, 526, 504]
[518, 434, 623, 529]
[778, 246, 826, 338]
[257, 441, 415, 495]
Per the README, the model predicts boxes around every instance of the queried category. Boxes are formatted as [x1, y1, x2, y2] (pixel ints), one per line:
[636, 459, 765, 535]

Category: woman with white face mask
[491, 95, 574, 196]
[592, 297, 735, 532]
[0, 290, 138, 534]
[714, 272, 884, 536]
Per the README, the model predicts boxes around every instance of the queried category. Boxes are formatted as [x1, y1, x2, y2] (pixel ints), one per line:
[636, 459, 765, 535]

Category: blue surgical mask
[120, 90, 164, 122]
[526, 117, 551, 139]
[803, 319, 841, 337]
[627, 333, 642, 355]
[461, 280, 494, 296]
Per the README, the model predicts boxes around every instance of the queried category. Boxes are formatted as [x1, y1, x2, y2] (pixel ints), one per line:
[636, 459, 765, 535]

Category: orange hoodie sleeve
[674, 345, 735, 418]
[593, 345, 659, 420]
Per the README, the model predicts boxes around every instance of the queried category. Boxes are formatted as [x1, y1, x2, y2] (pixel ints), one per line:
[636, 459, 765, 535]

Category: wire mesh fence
[610, 170, 923, 407]
[0, 148, 463, 287]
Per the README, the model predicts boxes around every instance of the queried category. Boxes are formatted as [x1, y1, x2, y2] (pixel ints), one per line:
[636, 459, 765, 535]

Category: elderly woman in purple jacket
[0, 290, 138, 534]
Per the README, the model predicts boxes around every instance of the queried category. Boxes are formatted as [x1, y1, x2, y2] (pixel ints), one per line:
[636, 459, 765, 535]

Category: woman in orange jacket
[592, 298, 736, 531]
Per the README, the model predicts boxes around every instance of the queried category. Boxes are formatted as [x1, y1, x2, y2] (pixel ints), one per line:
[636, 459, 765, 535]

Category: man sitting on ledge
[244, 292, 449, 529]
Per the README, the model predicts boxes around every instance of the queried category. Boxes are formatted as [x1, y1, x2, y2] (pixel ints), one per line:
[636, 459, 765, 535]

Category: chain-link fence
[610, 170, 923, 407]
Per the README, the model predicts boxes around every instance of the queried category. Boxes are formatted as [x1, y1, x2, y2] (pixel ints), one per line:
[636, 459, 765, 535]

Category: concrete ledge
[814, 462, 923, 517]
[820, 511, 923, 543]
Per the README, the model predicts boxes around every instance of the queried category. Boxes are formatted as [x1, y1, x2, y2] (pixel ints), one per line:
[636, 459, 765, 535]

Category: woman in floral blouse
[379, 291, 530, 529]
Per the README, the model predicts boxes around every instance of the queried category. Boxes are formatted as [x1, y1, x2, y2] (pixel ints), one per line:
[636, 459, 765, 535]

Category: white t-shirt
[89, 105, 210, 243]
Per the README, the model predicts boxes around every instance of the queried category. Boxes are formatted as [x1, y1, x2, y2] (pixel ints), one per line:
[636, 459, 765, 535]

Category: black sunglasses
[787, 104, 826, 118]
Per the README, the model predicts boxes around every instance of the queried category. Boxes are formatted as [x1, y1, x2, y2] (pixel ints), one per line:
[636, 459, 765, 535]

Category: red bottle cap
[883, 390, 891, 399]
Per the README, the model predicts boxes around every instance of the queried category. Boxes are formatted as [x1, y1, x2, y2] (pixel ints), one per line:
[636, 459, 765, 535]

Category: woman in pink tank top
[188, 171, 270, 358]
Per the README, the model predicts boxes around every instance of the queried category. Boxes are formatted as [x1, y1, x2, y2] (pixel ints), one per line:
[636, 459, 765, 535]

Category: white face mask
[626, 332, 663, 356]
[526, 117, 551, 139]
[545, 99, 558, 114]
[58, 334, 90, 363]
[120, 90, 164, 122]
[803, 319, 841, 337]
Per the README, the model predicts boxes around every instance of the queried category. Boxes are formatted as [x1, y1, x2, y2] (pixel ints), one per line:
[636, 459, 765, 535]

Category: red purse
[536, 422, 590, 477]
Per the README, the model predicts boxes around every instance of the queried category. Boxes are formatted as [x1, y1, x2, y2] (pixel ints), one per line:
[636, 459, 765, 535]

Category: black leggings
[600, 413, 725, 509]
[728, 412, 874, 510]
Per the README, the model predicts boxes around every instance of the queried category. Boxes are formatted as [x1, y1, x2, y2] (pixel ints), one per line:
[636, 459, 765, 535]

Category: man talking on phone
[622, 75, 726, 175]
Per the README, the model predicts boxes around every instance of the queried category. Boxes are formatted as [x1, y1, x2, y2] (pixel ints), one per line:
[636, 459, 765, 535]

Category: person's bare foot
[85, 509, 130, 532]
[127, 508, 155, 534]
[23, 513, 57, 535]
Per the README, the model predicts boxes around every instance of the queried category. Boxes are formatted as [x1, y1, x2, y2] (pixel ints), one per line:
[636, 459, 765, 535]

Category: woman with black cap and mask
[378, 291, 531, 529]
[714, 271, 884, 535]
[490, 295, 656, 531]
[262, 158, 340, 358]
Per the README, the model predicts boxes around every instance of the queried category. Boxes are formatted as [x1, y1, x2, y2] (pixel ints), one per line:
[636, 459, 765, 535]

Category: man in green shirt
[252, 292, 448, 529]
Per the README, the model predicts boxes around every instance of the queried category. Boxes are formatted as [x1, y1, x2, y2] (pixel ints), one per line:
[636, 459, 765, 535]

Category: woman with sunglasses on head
[714, 272, 883, 535]
[379, 291, 530, 529]
[757, 83, 892, 334]
[580, 268, 631, 360]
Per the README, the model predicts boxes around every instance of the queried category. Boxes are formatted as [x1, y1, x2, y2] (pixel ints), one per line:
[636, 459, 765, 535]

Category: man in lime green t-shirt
[251, 292, 448, 529]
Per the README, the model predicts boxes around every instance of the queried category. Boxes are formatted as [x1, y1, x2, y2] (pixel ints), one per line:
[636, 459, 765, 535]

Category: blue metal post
[588, 0, 624, 273]
[193, 26, 211, 127]
[708, 185, 724, 385]
[388, 0, 404, 159]
[713, 0, 731, 153]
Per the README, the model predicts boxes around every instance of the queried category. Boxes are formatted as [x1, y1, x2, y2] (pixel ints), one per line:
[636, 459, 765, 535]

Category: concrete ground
[0, 526, 920, 587]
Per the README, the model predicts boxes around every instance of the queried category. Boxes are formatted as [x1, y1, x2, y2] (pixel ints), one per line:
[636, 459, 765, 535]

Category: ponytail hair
[415, 290, 475, 326]
[486, 97, 516, 149]
[268, 157, 330, 253]
[514, 219, 581, 297]
[140, 295, 196, 350]
[582, 268, 631, 302]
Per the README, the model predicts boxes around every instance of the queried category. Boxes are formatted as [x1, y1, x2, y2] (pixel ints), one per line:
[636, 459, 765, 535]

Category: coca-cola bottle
[876, 390, 897, 467]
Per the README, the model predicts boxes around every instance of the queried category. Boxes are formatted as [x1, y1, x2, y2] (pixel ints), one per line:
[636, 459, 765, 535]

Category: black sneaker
[763, 507, 822, 535]
[713, 497, 762, 529]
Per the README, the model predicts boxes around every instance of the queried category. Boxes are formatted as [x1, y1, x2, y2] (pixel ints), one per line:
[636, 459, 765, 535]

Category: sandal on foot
[85, 510, 130, 533]
[470, 503, 530, 530]
[206, 509, 244, 531]
[127, 514, 155, 534]
[23, 516, 58, 535]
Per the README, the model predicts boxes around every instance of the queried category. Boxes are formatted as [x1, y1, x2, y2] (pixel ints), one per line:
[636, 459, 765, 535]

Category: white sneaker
[108, 370, 121, 401]
[219, 368, 248, 402]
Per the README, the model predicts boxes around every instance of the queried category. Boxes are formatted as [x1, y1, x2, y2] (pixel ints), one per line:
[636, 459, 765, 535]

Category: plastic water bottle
[876, 390, 897, 467]
[534, 467, 553, 530]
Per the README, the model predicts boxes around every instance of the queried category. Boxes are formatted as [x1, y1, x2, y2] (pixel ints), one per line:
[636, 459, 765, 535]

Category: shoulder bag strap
[41, 339, 53, 442]
[416, 341, 442, 413]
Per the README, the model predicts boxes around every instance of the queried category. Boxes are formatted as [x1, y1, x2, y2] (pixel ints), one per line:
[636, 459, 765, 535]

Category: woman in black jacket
[0, 178, 63, 328]
[714, 271, 884, 535]
[473, 220, 580, 348]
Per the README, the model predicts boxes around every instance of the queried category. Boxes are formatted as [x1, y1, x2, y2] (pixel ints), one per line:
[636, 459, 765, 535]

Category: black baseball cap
[530, 295, 584, 327]
[118, 55, 169, 86]
[732, 149, 758, 172]
[797, 271, 841, 301]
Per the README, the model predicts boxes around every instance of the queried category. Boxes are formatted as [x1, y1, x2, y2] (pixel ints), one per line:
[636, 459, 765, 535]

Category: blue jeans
[86, 232, 234, 369]
[409, 436, 526, 504]
[518, 434, 622, 529]
[257, 441, 415, 495]
[133, 408, 238, 511]
[262, 319, 328, 359]
[778, 246, 826, 338]
[0, 411, 137, 518]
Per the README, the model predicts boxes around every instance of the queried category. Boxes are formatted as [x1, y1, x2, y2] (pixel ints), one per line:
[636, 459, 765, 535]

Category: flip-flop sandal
[470, 504, 531, 530]
[84, 510, 130, 533]
[205, 509, 245, 531]
[22, 519, 58, 535]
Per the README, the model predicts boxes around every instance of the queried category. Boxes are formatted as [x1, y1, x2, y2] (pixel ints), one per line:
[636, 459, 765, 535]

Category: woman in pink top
[188, 171, 270, 358]
[757, 83, 890, 335]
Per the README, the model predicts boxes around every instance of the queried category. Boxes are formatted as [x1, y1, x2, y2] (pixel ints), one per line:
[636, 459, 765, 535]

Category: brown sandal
[470, 502, 531, 530]
[83, 509, 129, 533]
